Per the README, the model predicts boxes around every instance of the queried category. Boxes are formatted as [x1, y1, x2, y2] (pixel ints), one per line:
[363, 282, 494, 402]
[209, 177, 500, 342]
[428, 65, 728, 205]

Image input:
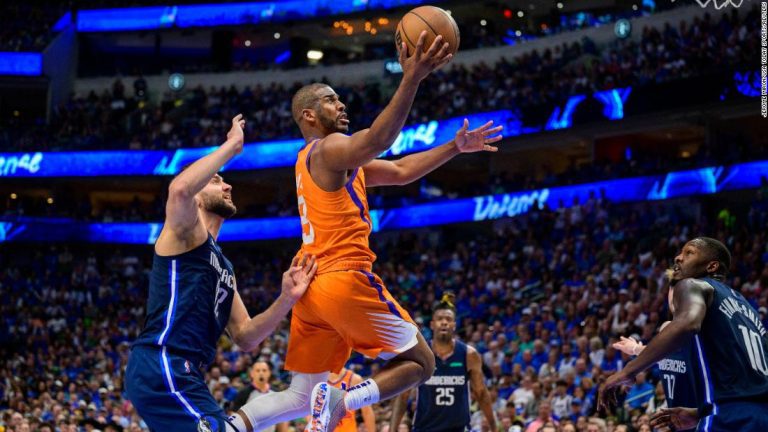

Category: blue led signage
[0, 52, 42, 76]
[0, 88, 632, 178]
[1, 160, 765, 243]
[71, 1, 436, 32]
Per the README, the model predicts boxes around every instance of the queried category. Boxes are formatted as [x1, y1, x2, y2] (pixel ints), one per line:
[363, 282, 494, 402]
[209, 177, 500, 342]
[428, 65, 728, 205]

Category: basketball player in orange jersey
[327, 367, 376, 432]
[225, 31, 503, 432]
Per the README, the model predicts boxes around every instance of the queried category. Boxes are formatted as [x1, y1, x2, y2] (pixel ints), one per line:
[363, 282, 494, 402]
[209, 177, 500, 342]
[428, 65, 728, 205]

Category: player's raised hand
[399, 31, 453, 82]
[612, 336, 644, 356]
[455, 119, 503, 153]
[226, 114, 246, 154]
[281, 254, 318, 302]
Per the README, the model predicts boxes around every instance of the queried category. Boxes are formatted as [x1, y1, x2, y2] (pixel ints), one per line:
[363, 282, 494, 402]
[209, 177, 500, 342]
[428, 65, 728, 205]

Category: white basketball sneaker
[307, 382, 347, 432]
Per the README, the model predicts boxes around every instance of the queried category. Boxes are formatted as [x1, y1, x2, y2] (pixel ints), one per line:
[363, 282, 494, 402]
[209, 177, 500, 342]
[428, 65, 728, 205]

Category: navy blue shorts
[125, 345, 230, 432]
[697, 401, 768, 432]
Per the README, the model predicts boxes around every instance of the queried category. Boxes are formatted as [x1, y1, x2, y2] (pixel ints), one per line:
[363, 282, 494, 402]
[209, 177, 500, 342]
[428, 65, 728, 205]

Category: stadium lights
[307, 50, 324, 60]
[168, 73, 185, 92]
[244, 40, 251, 47]
[46, 198, 54, 205]
[557, 2, 564, 9]
[480, 19, 487, 26]
[10, 193, 17, 200]
[517, 11, 524, 18]
[273, 32, 281, 39]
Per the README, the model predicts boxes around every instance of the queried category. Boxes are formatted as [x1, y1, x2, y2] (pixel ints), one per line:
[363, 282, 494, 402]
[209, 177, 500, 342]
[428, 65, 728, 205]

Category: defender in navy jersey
[600, 237, 768, 432]
[125, 115, 317, 432]
[389, 295, 497, 432]
[614, 283, 700, 430]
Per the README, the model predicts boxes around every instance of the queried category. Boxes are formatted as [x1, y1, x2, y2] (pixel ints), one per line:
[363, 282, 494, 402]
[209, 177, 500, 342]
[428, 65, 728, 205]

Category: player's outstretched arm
[388, 389, 412, 432]
[226, 254, 317, 351]
[363, 119, 503, 187]
[164, 115, 245, 235]
[468, 346, 497, 432]
[598, 279, 711, 413]
[318, 32, 452, 171]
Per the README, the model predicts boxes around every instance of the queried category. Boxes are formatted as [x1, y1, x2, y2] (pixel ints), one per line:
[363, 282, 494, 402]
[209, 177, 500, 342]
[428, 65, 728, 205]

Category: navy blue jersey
[133, 234, 236, 366]
[656, 337, 698, 411]
[689, 278, 768, 411]
[413, 340, 471, 432]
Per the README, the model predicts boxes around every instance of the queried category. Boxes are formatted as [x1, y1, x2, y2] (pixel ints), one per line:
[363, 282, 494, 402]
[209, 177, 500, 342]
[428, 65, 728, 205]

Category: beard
[318, 112, 347, 133]
[434, 330, 454, 343]
[203, 196, 237, 218]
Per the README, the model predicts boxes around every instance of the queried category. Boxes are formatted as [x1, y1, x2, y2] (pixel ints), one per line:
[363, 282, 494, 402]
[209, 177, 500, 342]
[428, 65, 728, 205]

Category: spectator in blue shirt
[624, 371, 654, 410]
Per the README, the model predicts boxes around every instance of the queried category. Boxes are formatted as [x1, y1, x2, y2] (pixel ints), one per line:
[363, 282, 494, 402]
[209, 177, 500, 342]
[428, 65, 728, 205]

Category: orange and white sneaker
[307, 382, 347, 432]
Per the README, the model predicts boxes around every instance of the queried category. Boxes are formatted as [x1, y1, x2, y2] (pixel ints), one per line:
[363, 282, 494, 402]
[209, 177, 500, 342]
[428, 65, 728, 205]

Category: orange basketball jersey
[295, 139, 377, 274]
[329, 369, 356, 432]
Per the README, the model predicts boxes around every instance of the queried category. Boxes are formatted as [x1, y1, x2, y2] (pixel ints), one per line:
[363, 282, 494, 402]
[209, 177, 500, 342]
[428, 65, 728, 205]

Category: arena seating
[2, 189, 767, 430]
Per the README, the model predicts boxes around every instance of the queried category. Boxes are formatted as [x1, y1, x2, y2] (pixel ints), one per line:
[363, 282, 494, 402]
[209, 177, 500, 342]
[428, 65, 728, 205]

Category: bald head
[291, 83, 330, 125]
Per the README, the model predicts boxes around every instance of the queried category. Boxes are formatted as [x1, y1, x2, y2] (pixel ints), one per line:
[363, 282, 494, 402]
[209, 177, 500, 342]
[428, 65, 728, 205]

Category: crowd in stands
[2, 185, 768, 431]
[0, 2, 66, 52]
[3, 6, 759, 154]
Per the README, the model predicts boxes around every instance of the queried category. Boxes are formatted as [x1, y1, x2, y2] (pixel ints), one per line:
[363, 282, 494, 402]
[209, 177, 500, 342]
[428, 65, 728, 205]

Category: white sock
[344, 378, 380, 411]
[238, 372, 328, 431]
[227, 413, 247, 432]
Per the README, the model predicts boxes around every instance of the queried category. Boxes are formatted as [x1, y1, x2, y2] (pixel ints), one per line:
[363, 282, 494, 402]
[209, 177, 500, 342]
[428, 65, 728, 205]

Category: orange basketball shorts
[285, 269, 417, 374]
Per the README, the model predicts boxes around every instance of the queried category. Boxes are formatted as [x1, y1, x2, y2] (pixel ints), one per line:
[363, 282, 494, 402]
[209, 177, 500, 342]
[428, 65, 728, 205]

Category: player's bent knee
[391, 332, 435, 384]
[418, 349, 436, 382]
[411, 339, 436, 383]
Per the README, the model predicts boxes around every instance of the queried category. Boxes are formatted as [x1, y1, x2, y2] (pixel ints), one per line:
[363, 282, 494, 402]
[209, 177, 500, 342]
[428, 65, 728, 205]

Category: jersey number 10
[737, 325, 768, 376]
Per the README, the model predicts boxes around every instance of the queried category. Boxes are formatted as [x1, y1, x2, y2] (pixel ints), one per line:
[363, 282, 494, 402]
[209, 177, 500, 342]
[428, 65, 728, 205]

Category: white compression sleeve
[233, 372, 328, 431]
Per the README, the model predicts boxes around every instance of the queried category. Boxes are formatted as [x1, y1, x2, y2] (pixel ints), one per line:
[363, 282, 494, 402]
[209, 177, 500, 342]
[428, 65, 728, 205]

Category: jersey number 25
[436, 387, 455, 406]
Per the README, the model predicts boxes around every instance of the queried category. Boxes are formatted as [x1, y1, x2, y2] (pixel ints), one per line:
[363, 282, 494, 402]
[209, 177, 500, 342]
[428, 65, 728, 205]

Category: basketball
[395, 5, 460, 57]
